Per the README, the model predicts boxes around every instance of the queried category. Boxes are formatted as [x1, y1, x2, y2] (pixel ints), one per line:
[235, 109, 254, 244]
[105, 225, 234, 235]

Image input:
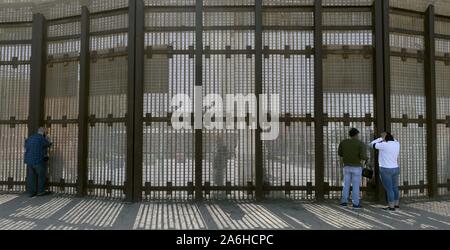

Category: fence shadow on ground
[1, 193, 450, 230]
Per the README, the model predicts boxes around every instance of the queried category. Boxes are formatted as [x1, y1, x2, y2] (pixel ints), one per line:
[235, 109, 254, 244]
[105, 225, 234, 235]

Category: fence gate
[1, 0, 450, 201]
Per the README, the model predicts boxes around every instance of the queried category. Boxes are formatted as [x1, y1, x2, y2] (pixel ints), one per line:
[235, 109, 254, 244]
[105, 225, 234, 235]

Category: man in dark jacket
[24, 127, 52, 197]
[338, 128, 368, 208]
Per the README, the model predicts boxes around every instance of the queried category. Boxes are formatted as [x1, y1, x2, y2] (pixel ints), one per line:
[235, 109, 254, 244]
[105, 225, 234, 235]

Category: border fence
[0, 0, 449, 202]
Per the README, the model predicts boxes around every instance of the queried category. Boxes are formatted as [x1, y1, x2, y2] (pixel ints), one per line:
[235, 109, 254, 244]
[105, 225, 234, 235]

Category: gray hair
[37, 127, 47, 135]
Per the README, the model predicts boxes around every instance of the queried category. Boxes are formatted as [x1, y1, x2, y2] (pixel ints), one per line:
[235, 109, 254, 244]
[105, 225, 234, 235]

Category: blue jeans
[341, 166, 362, 205]
[26, 164, 47, 195]
[380, 167, 400, 207]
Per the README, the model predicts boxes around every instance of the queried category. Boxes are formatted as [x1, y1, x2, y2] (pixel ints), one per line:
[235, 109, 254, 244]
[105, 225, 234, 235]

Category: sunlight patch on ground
[10, 198, 72, 220]
[303, 204, 374, 229]
[0, 194, 18, 206]
[133, 203, 206, 230]
[0, 218, 36, 230]
[59, 199, 123, 227]
[205, 202, 292, 230]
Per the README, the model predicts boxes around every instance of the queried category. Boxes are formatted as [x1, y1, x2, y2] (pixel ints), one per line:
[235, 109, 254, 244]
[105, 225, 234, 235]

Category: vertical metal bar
[78, 6, 90, 197]
[28, 13, 47, 137]
[373, 0, 388, 203]
[382, 0, 391, 133]
[126, 0, 137, 202]
[195, 0, 203, 202]
[314, 0, 325, 200]
[425, 5, 438, 198]
[133, 0, 145, 202]
[254, 0, 263, 201]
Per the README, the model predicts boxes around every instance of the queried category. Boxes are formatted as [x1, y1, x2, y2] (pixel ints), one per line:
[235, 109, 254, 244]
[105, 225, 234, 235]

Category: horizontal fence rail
[0, 0, 449, 202]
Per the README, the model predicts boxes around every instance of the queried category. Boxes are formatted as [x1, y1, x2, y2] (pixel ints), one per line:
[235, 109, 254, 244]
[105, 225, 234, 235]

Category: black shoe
[395, 205, 400, 209]
[37, 191, 52, 197]
[353, 204, 363, 209]
[383, 207, 396, 211]
[28, 193, 37, 198]
[340, 202, 348, 207]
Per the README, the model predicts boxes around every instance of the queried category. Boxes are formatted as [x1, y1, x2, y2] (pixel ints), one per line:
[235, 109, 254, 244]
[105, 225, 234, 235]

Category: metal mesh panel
[263, 124, 315, 199]
[145, 0, 195, 6]
[323, 12, 372, 27]
[262, 0, 313, 5]
[390, 57, 425, 118]
[324, 31, 373, 46]
[143, 3, 195, 200]
[46, 124, 78, 194]
[44, 19, 81, 194]
[204, 0, 254, 6]
[88, 123, 127, 198]
[203, 54, 256, 199]
[390, 14, 424, 32]
[322, 9, 374, 199]
[0, 20, 31, 192]
[323, 54, 373, 109]
[389, 12, 427, 197]
[437, 125, 450, 195]
[88, 0, 129, 13]
[201, 3, 256, 200]
[88, 12, 128, 198]
[436, 57, 450, 195]
[0, 25, 32, 41]
[263, 12, 314, 28]
[48, 21, 81, 38]
[33, 0, 82, 20]
[0, 65, 30, 120]
[322, 0, 373, 6]
[45, 61, 79, 117]
[0, 1, 33, 23]
[391, 123, 428, 197]
[436, 61, 450, 120]
[390, 0, 431, 12]
[262, 5, 315, 199]
[0, 125, 28, 192]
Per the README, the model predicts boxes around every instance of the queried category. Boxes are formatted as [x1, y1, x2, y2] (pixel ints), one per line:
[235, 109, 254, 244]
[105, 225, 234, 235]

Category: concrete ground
[1, 193, 450, 230]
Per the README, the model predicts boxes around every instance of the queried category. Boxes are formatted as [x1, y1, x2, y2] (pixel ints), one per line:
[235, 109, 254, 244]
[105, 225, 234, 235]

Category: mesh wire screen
[88, 12, 128, 198]
[262, 0, 313, 6]
[143, 3, 195, 200]
[436, 61, 450, 120]
[322, 0, 373, 6]
[0, 20, 31, 192]
[323, 12, 372, 27]
[389, 12, 427, 197]
[46, 124, 78, 194]
[437, 125, 450, 195]
[391, 123, 427, 197]
[0, 25, 32, 41]
[262, 5, 315, 199]
[390, 57, 426, 118]
[88, 123, 127, 197]
[322, 9, 374, 199]
[145, 0, 195, 6]
[390, 14, 424, 32]
[0, 125, 28, 192]
[202, 2, 256, 199]
[0, 1, 33, 23]
[203, 54, 256, 199]
[44, 18, 81, 194]
[436, 45, 450, 195]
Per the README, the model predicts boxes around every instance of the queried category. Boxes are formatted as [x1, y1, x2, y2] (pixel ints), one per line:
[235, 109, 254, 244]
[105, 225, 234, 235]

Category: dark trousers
[26, 164, 47, 194]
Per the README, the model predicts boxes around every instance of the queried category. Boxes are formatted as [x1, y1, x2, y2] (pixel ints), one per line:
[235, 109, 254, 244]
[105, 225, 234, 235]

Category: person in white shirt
[369, 132, 400, 211]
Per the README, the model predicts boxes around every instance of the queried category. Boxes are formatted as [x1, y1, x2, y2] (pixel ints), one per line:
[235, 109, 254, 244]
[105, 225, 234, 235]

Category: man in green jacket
[338, 128, 368, 208]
